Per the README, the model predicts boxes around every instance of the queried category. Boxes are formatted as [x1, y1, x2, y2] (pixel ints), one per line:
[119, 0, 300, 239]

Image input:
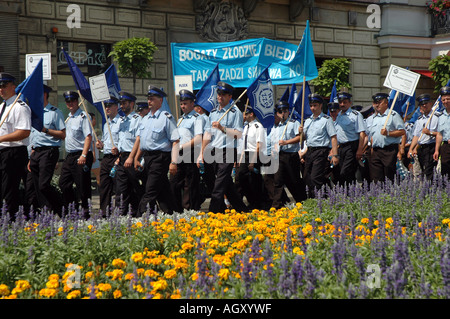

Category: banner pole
[382, 90, 400, 130]
[101, 101, 116, 148]
[77, 91, 99, 142]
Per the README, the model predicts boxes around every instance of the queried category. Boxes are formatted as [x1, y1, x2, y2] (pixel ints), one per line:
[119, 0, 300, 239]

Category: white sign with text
[383, 65, 420, 96]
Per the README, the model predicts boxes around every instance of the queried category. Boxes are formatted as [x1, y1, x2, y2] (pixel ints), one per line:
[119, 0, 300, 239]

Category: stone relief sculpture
[195, 0, 248, 42]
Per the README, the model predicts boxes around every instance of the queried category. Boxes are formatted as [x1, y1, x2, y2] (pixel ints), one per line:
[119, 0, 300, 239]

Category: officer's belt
[33, 146, 59, 151]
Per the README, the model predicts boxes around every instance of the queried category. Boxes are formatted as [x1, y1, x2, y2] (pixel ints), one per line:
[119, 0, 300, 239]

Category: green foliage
[311, 58, 351, 97]
[429, 54, 450, 93]
[108, 37, 158, 94]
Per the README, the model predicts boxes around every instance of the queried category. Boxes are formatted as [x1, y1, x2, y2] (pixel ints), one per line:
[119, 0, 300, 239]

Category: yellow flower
[361, 218, 369, 224]
[46, 280, 59, 289]
[131, 252, 144, 263]
[315, 218, 322, 223]
[98, 283, 112, 292]
[39, 288, 58, 298]
[442, 218, 450, 225]
[113, 289, 122, 299]
[386, 217, 394, 224]
[144, 269, 159, 278]
[112, 258, 127, 268]
[0, 284, 10, 296]
[85, 271, 94, 281]
[218, 268, 230, 280]
[164, 269, 177, 279]
[151, 280, 168, 291]
[182, 242, 194, 250]
[125, 273, 135, 281]
[67, 290, 81, 299]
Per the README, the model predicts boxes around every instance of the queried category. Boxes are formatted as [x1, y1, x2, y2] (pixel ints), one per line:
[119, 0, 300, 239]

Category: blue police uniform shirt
[65, 108, 93, 153]
[303, 113, 337, 148]
[404, 122, 415, 145]
[177, 109, 199, 145]
[437, 109, 450, 142]
[194, 113, 208, 137]
[137, 108, 180, 152]
[335, 108, 366, 144]
[204, 103, 243, 149]
[101, 114, 121, 154]
[118, 111, 141, 153]
[273, 119, 300, 153]
[413, 111, 439, 145]
[30, 103, 65, 148]
[369, 109, 405, 148]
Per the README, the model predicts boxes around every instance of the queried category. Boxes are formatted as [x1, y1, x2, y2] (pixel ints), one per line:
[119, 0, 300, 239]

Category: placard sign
[26, 53, 51, 80]
[89, 73, 110, 103]
[174, 75, 193, 95]
[383, 65, 421, 96]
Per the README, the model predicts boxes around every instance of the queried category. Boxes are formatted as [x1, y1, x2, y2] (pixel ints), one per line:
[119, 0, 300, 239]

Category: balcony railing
[431, 10, 450, 35]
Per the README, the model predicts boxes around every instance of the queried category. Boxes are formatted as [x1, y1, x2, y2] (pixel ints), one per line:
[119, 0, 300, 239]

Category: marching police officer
[170, 89, 201, 211]
[300, 94, 339, 196]
[0, 72, 32, 217]
[198, 81, 248, 213]
[136, 101, 150, 117]
[334, 92, 366, 186]
[271, 100, 307, 208]
[408, 93, 439, 180]
[59, 91, 93, 215]
[235, 106, 266, 209]
[29, 84, 65, 215]
[133, 85, 180, 216]
[434, 86, 450, 177]
[96, 96, 121, 215]
[368, 92, 405, 183]
[116, 91, 144, 215]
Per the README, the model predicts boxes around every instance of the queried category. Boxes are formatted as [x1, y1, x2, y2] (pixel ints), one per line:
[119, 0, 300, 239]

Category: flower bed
[1, 175, 450, 299]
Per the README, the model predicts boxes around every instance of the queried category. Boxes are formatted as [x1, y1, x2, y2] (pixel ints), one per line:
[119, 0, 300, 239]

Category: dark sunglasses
[65, 98, 77, 103]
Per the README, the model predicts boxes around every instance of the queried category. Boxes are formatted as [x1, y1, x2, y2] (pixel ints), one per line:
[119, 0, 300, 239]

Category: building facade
[1, 0, 449, 120]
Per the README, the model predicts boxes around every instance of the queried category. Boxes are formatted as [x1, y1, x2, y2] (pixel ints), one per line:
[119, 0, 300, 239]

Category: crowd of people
[1, 70, 450, 219]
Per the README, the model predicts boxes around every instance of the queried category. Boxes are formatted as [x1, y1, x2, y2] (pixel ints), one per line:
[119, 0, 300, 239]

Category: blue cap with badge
[440, 86, 450, 96]
[416, 93, 431, 105]
[0, 72, 16, 85]
[147, 85, 167, 98]
[372, 92, 389, 102]
[337, 91, 352, 101]
[216, 81, 234, 95]
[104, 95, 119, 106]
[63, 91, 79, 101]
[308, 93, 323, 104]
[179, 89, 196, 101]
[119, 91, 136, 102]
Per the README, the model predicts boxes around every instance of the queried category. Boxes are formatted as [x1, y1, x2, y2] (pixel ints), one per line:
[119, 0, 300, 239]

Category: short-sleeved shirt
[241, 119, 266, 153]
[437, 109, 450, 142]
[413, 111, 439, 145]
[118, 111, 141, 153]
[137, 108, 180, 152]
[65, 107, 93, 153]
[335, 108, 366, 144]
[31, 103, 65, 148]
[204, 103, 243, 149]
[272, 119, 300, 153]
[0, 95, 31, 150]
[303, 113, 337, 148]
[101, 114, 121, 154]
[369, 109, 405, 148]
[177, 109, 199, 145]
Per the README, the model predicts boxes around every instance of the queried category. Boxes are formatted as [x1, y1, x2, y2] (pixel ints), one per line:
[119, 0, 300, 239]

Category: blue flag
[15, 58, 44, 131]
[246, 65, 274, 134]
[401, 92, 415, 117]
[195, 64, 220, 112]
[284, 20, 318, 82]
[327, 79, 338, 115]
[159, 88, 172, 114]
[288, 83, 297, 108]
[292, 81, 312, 122]
[408, 105, 421, 124]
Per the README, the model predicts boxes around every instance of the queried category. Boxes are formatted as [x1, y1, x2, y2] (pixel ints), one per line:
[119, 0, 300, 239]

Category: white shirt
[241, 119, 266, 153]
[0, 95, 31, 150]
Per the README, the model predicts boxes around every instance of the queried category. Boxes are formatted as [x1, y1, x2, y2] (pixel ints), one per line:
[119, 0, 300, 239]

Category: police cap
[104, 95, 120, 107]
[119, 91, 136, 102]
[308, 93, 323, 104]
[328, 102, 339, 111]
[216, 81, 234, 95]
[416, 93, 431, 105]
[136, 101, 149, 111]
[275, 100, 289, 110]
[43, 84, 53, 94]
[337, 91, 352, 101]
[179, 89, 196, 101]
[63, 91, 79, 101]
[0, 72, 16, 86]
[372, 92, 389, 103]
[147, 86, 167, 98]
[440, 86, 450, 96]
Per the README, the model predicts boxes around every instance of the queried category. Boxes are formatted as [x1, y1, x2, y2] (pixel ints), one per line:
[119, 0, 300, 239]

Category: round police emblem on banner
[251, 79, 273, 119]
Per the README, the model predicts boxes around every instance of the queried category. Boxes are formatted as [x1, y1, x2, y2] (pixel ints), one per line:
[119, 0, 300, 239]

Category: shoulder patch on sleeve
[80, 112, 86, 118]
[133, 114, 140, 119]
[435, 112, 442, 117]
[254, 123, 259, 128]
[352, 110, 360, 116]
[323, 115, 330, 119]
[50, 106, 57, 111]
[211, 108, 217, 113]
[164, 112, 173, 119]
[289, 119, 296, 123]
[193, 113, 199, 117]
[230, 107, 236, 113]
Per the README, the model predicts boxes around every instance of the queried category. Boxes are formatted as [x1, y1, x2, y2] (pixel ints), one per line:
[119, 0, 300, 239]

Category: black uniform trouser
[0, 146, 28, 217]
[369, 144, 398, 183]
[59, 151, 93, 213]
[417, 143, 436, 180]
[235, 151, 263, 209]
[30, 147, 63, 215]
[99, 154, 119, 214]
[440, 142, 450, 178]
[337, 140, 359, 186]
[304, 146, 330, 197]
[272, 151, 307, 209]
[138, 150, 177, 216]
[115, 152, 145, 216]
[170, 147, 200, 212]
[208, 148, 248, 213]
